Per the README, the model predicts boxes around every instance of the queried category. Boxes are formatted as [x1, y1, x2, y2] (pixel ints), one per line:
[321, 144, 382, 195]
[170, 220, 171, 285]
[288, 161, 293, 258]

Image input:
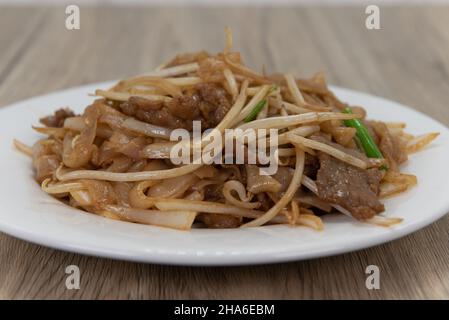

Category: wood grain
[0, 5, 448, 299]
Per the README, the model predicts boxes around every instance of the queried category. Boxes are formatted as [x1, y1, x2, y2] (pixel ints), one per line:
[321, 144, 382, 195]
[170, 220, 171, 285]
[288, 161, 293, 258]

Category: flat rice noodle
[222, 180, 260, 209]
[246, 165, 281, 194]
[79, 179, 117, 210]
[141, 142, 176, 159]
[34, 155, 60, 183]
[369, 121, 408, 171]
[294, 195, 332, 212]
[105, 205, 196, 230]
[147, 173, 198, 198]
[320, 121, 356, 147]
[112, 182, 133, 206]
[62, 104, 99, 168]
[106, 156, 134, 173]
[379, 182, 409, 198]
[32, 139, 62, 164]
[32, 126, 66, 139]
[64, 116, 113, 139]
[193, 165, 218, 179]
[95, 139, 120, 167]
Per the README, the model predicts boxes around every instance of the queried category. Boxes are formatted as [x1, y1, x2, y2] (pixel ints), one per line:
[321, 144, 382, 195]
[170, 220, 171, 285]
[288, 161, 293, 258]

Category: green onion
[244, 99, 267, 123]
[342, 107, 387, 170]
[269, 84, 279, 94]
[243, 85, 278, 123]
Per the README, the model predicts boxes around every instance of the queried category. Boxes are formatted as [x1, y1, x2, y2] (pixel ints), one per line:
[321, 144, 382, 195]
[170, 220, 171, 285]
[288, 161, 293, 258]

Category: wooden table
[0, 5, 448, 299]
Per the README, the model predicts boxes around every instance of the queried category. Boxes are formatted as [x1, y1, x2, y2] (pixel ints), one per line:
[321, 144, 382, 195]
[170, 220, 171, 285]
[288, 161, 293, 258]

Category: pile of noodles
[14, 28, 439, 230]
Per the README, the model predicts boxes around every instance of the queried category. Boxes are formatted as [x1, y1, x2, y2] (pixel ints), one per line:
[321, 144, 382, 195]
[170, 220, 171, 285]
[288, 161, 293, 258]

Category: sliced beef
[166, 94, 201, 120]
[316, 152, 384, 220]
[204, 183, 225, 202]
[140, 107, 191, 130]
[197, 213, 242, 229]
[34, 155, 60, 183]
[304, 153, 320, 179]
[118, 83, 231, 131]
[40, 108, 75, 127]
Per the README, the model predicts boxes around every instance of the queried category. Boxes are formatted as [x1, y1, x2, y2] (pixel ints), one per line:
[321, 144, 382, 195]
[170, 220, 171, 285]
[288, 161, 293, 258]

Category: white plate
[0, 81, 448, 266]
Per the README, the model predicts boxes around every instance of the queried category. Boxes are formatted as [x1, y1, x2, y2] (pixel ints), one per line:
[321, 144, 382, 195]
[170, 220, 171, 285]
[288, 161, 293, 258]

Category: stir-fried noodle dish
[15, 30, 439, 230]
